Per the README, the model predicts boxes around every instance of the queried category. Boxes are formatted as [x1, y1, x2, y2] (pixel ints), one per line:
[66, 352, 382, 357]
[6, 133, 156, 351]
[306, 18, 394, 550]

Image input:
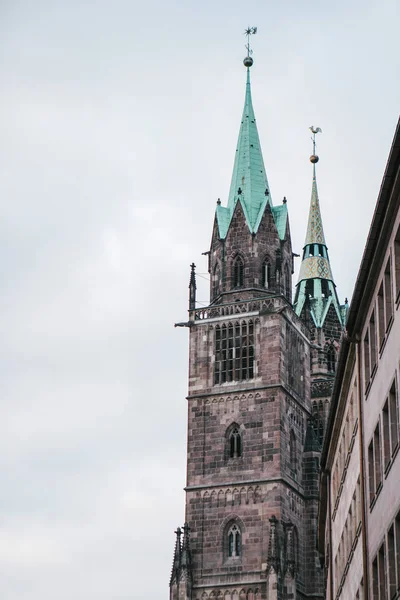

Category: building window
[369, 422, 383, 506]
[213, 263, 220, 298]
[233, 256, 244, 288]
[214, 321, 254, 384]
[321, 279, 330, 298]
[305, 279, 313, 298]
[388, 524, 396, 598]
[284, 263, 291, 300]
[378, 283, 385, 349]
[384, 257, 393, 330]
[229, 426, 242, 458]
[395, 224, 400, 301]
[382, 377, 399, 471]
[289, 429, 297, 478]
[228, 524, 241, 557]
[389, 379, 399, 455]
[261, 259, 271, 289]
[326, 345, 336, 373]
[363, 330, 370, 390]
[378, 542, 387, 599]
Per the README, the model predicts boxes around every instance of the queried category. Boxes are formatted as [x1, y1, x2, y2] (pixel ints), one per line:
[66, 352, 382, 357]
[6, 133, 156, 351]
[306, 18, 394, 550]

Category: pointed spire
[304, 165, 327, 246]
[227, 65, 271, 231]
[188, 263, 196, 311]
[170, 527, 182, 585]
[294, 130, 345, 328]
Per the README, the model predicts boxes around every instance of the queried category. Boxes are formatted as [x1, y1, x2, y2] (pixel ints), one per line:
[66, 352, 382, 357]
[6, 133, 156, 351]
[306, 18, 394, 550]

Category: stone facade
[318, 119, 400, 600]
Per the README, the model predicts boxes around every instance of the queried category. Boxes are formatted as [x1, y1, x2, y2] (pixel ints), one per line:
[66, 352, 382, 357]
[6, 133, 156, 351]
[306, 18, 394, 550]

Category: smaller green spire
[304, 165, 326, 246]
[294, 136, 345, 328]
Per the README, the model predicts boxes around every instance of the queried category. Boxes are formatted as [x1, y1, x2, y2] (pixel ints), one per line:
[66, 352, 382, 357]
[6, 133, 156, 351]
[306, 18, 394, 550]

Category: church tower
[293, 134, 347, 445]
[171, 40, 328, 600]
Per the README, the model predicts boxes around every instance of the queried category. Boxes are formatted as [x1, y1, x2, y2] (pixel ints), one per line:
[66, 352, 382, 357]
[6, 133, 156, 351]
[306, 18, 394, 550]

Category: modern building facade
[318, 118, 400, 600]
[170, 49, 346, 600]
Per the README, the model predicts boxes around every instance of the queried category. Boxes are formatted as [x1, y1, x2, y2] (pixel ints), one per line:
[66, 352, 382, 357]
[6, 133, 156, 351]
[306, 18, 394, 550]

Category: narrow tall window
[261, 259, 271, 289]
[388, 525, 396, 598]
[385, 258, 393, 330]
[378, 283, 385, 348]
[214, 321, 254, 384]
[284, 264, 290, 300]
[374, 423, 382, 493]
[395, 224, 400, 300]
[363, 330, 370, 389]
[290, 429, 297, 477]
[378, 542, 387, 600]
[383, 401, 391, 470]
[327, 345, 336, 373]
[233, 257, 244, 288]
[229, 427, 242, 458]
[370, 311, 377, 372]
[389, 378, 399, 456]
[305, 279, 313, 298]
[213, 263, 220, 298]
[372, 556, 379, 599]
[228, 524, 241, 557]
[368, 440, 375, 505]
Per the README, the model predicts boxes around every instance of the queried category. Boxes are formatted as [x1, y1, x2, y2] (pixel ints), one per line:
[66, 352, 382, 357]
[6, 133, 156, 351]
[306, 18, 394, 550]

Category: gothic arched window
[289, 429, 297, 477]
[327, 345, 336, 372]
[213, 263, 220, 298]
[261, 259, 271, 289]
[284, 263, 290, 300]
[229, 427, 242, 458]
[233, 257, 244, 288]
[228, 524, 241, 557]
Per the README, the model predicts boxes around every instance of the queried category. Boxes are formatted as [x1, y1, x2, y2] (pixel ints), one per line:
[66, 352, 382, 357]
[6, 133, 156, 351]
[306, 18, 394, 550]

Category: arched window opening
[321, 279, 330, 298]
[289, 429, 297, 477]
[229, 428, 242, 458]
[261, 259, 271, 289]
[228, 524, 241, 557]
[213, 263, 220, 297]
[284, 264, 291, 300]
[233, 257, 244, 288]
[305, 279, 314, 298]
[327, 345, 336, 372]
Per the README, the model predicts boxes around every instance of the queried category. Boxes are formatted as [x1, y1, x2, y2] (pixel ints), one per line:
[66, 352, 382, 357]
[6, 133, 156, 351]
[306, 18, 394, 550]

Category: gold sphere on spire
[310, 155, 319, 164]
[243, 56, 253, 67]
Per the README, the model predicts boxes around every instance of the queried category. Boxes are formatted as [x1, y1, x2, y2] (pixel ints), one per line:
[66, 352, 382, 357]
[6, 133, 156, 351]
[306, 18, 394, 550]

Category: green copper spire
[294, 133, 346, 328]
[227, 67, 271, 228]
[304, 165, 326, 246]
[216, 36, 288, 241]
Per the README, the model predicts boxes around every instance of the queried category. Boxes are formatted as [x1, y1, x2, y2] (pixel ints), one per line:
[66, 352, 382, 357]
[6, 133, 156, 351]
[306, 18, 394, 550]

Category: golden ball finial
[243, 56, 253, 67]
[310, 155, 319, 164]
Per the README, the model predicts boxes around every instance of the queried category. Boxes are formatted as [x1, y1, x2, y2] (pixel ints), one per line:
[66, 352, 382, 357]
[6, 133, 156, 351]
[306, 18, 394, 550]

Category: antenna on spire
[309, 126, 322, 164]
[243, 26, 257, 68]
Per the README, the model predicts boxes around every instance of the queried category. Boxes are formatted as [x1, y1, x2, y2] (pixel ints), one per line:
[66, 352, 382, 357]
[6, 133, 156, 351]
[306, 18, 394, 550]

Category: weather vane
[309, 126, 322, 163]
[244, 26, 257, 57]
[243, 26, 257, 68]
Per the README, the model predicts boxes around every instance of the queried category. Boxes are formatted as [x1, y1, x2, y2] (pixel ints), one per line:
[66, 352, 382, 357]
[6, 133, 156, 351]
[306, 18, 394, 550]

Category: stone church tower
[170, 52, 345, 600]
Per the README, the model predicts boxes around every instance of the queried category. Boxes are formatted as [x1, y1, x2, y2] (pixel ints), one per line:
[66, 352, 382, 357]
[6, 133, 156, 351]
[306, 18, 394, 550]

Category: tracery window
[228, 524, 241, 557]
[327, 345, 336, 373]
[229, 427, 242, 458]
[289, 429, 297, 477]
[233, 256, 244, 288]
[214, 321, 254, 384]
[261, 259, 271, 289]
[213, 263, 220, 297]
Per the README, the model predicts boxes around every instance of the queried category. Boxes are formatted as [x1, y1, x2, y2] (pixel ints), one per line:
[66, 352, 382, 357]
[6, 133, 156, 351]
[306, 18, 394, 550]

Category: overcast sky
[1, 1, 399, 599]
